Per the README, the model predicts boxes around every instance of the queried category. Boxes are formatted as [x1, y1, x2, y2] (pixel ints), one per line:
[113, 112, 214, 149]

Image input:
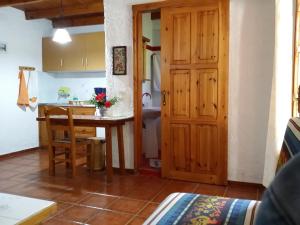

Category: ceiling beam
[25, 1, 103, 20]
[52, 14, 104, 28]
[0, 0, 42, 7]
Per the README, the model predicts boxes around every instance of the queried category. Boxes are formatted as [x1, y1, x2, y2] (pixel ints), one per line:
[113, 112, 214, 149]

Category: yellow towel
[17, 70, 29, 106]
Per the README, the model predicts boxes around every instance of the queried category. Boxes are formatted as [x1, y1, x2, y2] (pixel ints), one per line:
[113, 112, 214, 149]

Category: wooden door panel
[170, 124, 191, 172]
[192, 9, 219, 64]
[171, 12, 191, 65]
[191, 124, 218, 174]
[170, 70, 190, 118]
[191, 69, 218, 119]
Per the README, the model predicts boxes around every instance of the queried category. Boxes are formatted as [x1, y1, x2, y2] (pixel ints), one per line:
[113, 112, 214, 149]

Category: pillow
[255, 154, 300, 225]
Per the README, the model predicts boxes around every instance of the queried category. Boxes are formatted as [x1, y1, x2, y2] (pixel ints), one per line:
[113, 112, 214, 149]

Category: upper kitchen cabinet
[42, 38, 63, 72]
[85, 32, 106, 71]
[61, 35, 86, 72]
[42, 32, 106, 72]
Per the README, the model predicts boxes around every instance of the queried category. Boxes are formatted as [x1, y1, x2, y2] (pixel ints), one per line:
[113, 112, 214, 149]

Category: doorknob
[162, 90, 167, 106]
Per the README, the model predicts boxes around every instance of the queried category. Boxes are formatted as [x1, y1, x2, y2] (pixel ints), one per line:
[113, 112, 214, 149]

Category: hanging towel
[27, 71, 38, 109]
[17, 70, 29, 106]
[151, 53, 161, 92]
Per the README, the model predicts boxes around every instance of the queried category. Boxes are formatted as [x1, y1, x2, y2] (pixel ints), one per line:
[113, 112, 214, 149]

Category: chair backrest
[276, 117, 300, 173]
[44, 107, 76, 148]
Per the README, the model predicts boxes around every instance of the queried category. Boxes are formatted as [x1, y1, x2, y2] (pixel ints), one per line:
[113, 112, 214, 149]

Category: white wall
[229, 0, 275, 183]
[38, 72, 107, 103]
[0, 7, 52, 155]
[104, 0, 276, 183]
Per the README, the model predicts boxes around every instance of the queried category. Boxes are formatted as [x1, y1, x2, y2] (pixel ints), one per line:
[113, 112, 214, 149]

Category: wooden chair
[45, 107, 92, 177]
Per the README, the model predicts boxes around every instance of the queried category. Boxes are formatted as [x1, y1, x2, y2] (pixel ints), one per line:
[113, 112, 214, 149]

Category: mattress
[144, 193, 260, 225]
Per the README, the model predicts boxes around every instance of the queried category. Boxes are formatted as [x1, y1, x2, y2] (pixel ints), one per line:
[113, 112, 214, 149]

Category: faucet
[142, 92, 152, 107]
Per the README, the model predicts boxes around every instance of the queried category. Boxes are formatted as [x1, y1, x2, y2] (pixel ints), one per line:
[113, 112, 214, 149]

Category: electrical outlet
[0, 43, 7, 53]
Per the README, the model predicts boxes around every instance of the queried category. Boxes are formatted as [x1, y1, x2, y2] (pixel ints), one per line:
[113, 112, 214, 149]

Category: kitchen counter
[38, 103, 95, 108]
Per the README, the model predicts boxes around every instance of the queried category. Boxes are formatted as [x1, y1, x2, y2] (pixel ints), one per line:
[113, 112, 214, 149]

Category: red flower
[95, 93, 106, 102]
[105, 101, 112, 108]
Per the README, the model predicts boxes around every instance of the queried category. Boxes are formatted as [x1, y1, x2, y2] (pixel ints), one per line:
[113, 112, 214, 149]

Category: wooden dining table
[37, 115, 134, 182]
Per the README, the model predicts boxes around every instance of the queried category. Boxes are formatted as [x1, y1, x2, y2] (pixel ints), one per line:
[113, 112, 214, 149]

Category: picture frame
[112, 46, 127, 75]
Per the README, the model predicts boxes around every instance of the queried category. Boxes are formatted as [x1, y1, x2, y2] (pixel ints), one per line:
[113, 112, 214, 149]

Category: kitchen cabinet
[42, 32, 105, 72]
[38, 105, 96, 148]
[42, 39, 63, 72]
[61, 35, 86, 72]
[85, 32, 106, 71]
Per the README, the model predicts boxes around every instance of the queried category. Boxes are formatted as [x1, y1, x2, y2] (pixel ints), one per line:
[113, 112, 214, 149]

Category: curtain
[263, 0, 295, 187]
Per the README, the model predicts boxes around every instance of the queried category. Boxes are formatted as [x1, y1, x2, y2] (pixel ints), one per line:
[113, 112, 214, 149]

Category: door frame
[132, 0, 229, 174]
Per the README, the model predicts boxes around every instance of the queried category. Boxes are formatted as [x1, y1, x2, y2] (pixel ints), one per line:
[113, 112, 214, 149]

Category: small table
[37, 115, 134, 182]
[0, 193, 56, 225]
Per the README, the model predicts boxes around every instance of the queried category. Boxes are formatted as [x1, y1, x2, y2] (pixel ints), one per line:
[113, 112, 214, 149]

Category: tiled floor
[0, 150, 264, 225]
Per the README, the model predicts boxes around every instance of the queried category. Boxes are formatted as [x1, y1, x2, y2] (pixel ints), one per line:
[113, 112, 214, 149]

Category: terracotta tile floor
[0, 150, 265, 225]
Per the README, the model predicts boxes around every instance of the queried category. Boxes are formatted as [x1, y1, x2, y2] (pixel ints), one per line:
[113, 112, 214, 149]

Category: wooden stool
[87, 137, 106, 171]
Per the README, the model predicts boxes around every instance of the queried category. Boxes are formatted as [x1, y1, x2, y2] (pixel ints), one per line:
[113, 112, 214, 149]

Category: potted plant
[90, 93, 119, 117]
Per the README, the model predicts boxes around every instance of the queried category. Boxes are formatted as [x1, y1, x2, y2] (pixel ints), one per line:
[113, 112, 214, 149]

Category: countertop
[38, 103, 95, 108]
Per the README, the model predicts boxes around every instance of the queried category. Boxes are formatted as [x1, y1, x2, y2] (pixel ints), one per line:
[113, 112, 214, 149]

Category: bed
[144, 193, 259, 225]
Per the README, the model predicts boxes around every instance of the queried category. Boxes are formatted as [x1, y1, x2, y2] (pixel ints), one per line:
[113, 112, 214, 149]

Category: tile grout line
[124, 179, 172, 225]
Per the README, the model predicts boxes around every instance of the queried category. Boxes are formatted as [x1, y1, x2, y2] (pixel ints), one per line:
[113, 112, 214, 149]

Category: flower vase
[95, 107, 106, 117]
[95, 108, 100, 116]
[100, 108, 106, 117]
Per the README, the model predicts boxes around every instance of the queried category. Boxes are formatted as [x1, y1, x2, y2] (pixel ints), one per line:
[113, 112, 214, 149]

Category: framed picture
[112, 46, 127, 75]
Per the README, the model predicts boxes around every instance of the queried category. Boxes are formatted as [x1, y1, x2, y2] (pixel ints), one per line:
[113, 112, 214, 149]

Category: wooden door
[61, 35, 86, 72]
[85, 32, 106, 71]
[161, 0, 228, 185]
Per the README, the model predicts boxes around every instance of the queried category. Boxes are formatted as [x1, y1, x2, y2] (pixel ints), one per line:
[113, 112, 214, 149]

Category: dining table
[36, 114, 134, 182]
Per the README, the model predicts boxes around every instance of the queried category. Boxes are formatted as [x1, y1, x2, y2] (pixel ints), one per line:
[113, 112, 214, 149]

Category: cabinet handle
[162, 90, 167, 106]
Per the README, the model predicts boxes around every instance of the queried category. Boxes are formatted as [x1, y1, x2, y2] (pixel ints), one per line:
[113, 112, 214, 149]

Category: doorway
[139, 11, 162, 175]
[133, 0, 229, 185]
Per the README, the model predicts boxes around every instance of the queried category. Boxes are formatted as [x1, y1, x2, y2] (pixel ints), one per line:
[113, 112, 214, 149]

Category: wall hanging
[0, 43, 7, 53]
[112, 46, 127, 75]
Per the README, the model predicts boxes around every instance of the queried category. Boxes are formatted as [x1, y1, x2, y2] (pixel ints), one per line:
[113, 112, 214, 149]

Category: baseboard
[113, 167, 136, 174]
[228, 180, 265, 189]
[0, 147, 40, 160]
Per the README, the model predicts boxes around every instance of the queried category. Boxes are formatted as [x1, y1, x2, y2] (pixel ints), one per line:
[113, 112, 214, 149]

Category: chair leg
[71, 147, 76, 177]
[87, 143, 93, 174]
[49, 147, 55, 176]
[65, 148, 70, 169]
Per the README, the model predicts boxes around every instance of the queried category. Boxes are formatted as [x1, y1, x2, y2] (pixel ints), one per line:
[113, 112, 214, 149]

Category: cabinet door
[61, 35, 86, 72]
[85, 32, 106, 71]
[42, 38, 63, 72]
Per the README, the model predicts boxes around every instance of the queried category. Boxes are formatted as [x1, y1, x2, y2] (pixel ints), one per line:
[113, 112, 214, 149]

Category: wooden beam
[0, 0, 42, 7]
[52, 14, 104, 28]
[25, 2, 103, 20]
